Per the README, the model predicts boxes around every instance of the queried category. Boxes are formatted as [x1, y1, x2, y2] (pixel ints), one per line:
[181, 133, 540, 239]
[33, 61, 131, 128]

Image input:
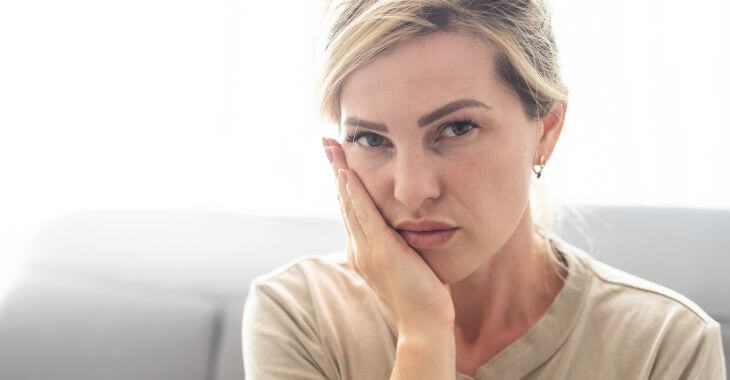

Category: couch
[0, 206, 727, 379]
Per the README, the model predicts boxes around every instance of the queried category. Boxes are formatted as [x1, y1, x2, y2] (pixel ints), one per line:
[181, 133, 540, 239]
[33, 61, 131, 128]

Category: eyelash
[344, 118, 479, 148]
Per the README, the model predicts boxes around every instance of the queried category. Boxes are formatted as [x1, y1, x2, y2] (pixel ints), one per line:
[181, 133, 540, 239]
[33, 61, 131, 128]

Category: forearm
[389, 328, 456, 380]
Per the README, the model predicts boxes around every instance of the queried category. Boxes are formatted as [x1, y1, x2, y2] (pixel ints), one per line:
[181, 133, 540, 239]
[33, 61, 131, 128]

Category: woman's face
[338, 31, 560, 284]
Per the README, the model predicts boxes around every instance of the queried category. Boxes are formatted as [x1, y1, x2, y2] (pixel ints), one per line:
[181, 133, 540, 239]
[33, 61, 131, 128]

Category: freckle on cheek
[458, 161, 477, 175]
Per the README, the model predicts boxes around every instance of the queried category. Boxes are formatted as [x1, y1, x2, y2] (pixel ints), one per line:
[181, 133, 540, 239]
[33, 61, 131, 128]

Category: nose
[391, 148, 442, 212]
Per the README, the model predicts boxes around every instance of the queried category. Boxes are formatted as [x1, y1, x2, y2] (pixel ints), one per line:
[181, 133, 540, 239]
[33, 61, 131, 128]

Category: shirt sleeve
[242, 271, 338, 380]
[678, 321, 727, 380]
[651, 319, 727, 380]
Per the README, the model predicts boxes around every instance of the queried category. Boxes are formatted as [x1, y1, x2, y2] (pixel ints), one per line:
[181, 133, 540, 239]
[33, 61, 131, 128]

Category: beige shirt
[242, 235, 727, 379]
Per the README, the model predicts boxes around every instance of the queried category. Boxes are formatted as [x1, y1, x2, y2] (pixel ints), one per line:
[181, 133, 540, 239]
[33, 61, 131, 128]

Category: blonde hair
[317, 0, 573, 274]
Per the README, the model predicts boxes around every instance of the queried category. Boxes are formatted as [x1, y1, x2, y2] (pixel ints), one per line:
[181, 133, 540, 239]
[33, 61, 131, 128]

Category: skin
[323, 31, 567, 377]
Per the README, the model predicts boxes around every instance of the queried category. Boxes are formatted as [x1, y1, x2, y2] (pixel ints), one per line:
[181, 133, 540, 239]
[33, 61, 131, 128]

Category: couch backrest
[0, 207, 726, 379]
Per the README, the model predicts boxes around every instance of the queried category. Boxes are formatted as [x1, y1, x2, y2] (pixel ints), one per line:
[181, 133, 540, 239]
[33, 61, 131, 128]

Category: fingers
[322, 138, 370, 277]
[339, 168, 396, 250]
[322, 138, 350, 220]
[322, 137, 347, 177]
[338, 170, 374, 284]
[323, 137, 397, 250]
[338, 170, 371, 245]
[329, 148, 370, 247]
[323, 140, 352, 216]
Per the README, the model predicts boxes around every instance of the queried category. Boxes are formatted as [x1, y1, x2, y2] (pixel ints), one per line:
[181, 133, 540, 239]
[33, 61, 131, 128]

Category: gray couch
[0, 206, 727, 379]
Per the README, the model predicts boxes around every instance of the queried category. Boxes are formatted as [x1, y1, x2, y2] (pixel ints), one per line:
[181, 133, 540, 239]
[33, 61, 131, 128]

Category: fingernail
[321, 137, 328, 147]
[325, 147, 333, 164]
[338, 169, 348, 184]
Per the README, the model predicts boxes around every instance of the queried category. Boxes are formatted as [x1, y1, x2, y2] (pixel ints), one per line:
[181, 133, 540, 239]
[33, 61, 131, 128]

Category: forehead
[340, 31, 504, 121]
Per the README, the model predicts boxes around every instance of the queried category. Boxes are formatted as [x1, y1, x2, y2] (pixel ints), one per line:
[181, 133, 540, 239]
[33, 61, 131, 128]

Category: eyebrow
[343, 98, 490, 133]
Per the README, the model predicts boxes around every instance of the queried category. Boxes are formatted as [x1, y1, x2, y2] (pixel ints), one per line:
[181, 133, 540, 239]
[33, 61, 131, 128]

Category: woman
[243, 1, 726, 379]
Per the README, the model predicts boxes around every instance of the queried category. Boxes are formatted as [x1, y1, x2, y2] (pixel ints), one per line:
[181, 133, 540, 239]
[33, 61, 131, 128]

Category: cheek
[342, 150, 389, 200]
[449, 157, 479, 188]
[455, 143, 531, 218]
[452, 149, 502, 187]
[343, 150, 381, 180]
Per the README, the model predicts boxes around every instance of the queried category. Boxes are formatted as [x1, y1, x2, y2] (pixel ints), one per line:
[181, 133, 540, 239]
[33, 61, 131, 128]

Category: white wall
[549, 0, 730, 209]
[1, 0, 728, 275]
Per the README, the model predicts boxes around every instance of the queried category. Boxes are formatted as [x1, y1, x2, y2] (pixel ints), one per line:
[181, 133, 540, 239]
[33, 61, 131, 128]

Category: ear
[535, 101, 567, 164]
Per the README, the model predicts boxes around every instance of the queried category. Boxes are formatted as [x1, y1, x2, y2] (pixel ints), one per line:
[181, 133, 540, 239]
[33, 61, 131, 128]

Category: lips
[398, 228, 458, 249]
[394, 220, 455, 232]
[394, 219, 458, 249]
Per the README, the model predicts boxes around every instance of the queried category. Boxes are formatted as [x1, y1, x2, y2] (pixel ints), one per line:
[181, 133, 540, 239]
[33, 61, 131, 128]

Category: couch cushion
[216, 303, 247, 380]
[0, 270, 218, 380]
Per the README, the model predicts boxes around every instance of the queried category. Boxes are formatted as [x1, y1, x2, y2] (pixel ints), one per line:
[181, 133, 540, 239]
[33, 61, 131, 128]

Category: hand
[322, 137, 455, 334]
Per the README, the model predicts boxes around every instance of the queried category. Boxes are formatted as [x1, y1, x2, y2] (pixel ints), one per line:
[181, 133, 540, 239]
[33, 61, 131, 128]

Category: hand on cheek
[322, 137, 457, 334]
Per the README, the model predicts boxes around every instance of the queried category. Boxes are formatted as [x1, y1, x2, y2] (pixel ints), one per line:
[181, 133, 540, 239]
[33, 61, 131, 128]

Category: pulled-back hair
[318, 0, 568, 124]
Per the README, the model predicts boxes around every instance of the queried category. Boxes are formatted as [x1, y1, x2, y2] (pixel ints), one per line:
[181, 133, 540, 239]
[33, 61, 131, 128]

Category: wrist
[390, 324, 456, 380]
[397, 325, 455, 352]
[398, 318, 455, 337]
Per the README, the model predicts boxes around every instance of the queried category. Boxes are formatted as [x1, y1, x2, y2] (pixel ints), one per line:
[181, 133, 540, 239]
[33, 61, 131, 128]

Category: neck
[449, 209, 564, 344]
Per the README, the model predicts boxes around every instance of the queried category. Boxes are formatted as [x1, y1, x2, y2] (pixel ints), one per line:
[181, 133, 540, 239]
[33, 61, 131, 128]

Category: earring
[533, 155, 546, 179]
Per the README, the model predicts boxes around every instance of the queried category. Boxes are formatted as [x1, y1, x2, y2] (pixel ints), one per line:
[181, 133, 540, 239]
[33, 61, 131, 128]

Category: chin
[417, 247, 470, 285]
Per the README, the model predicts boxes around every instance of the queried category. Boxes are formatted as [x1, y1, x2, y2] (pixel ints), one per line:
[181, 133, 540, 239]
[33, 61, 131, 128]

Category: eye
[344, 131, 388, 148]
[438, 119, 478, 139]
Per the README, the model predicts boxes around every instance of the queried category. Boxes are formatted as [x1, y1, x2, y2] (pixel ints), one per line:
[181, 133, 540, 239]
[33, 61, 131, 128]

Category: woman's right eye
[345, 132, 388, 148]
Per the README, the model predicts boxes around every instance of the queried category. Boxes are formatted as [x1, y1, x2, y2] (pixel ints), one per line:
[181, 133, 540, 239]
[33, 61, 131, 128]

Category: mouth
[397, 228, 458, 249]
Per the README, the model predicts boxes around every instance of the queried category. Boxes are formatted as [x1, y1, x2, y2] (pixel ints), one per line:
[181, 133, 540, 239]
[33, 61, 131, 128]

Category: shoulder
[242, 253, 355, 379]
[566, 246, 726, 377]
[545, 236, 726, 377]
[583, 252, 717, 326]
[246, 251, 364, 304]
[244, 251, 393, 334]
[547, 233, 717, 328]
[242, 252, 398, 379]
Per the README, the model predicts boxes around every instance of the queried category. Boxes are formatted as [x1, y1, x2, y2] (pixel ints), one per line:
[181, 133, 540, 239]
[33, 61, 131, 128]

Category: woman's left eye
[439, 119, 478, 139]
